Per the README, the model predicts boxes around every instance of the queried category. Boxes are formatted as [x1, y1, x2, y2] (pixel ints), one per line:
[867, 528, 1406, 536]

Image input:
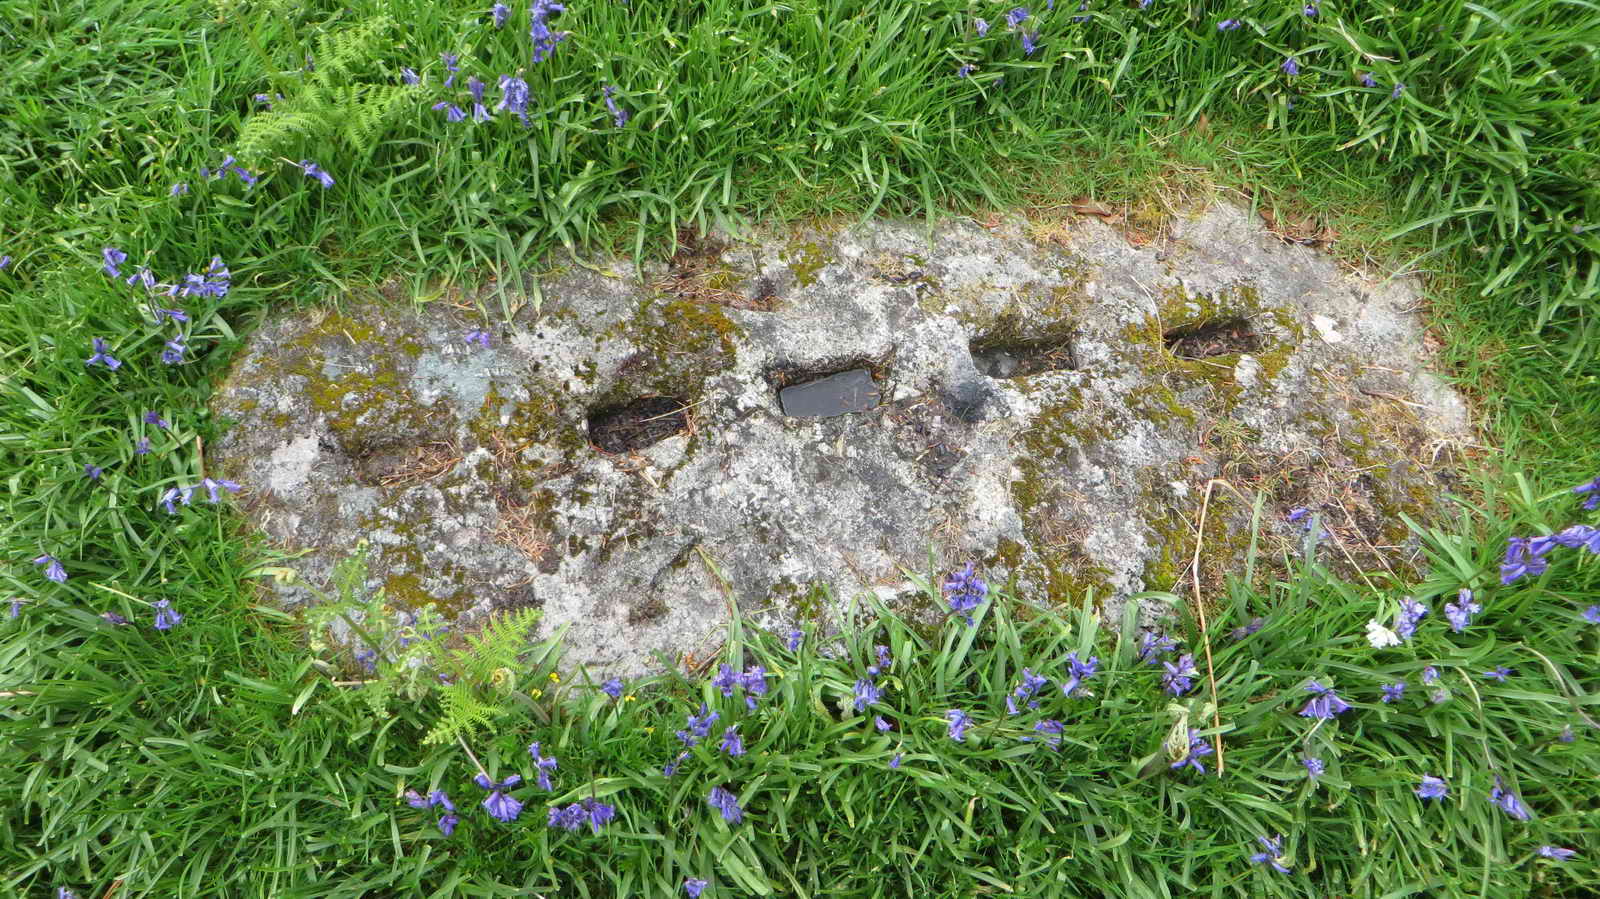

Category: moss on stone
[781, 240, 832, 288]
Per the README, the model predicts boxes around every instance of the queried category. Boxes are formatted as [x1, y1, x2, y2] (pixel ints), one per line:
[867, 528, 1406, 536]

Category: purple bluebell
[1071, 1, 1089, 23]
[464, 329, 492, 348]
[602, 85, 629, 128]
[201, 477, 242, 503]
[1171, 728, 1212, 774]
[853, 677, 881, 711]
[1444, 589, 1480, 632]
[662, 750, 689, 777]
[492, 2, 510, 26]
[1501, 536, 1551, 585]
[1302, 757, 1324, 779]
[740, 665, 768, 709]
[1281, 57, 1300, 76]
[1005, 7, 1028, 27]
[875, 715, 891, 732]
[9, 599, 23, 618]
[33, 554, 67, 583]
[1537, 846, 1576, 860]
[354, 647, 377, 672]
[1300, 681, 1350, 719]
[433, 102, 467, 123]
[442, 53, 460, 88]
[708, 785, 743, 824]
[1303, 2, 1318, 15]
[548, 803, 585, 831]
[1020, 30, 1039, 56]
[58, 890, 77, 899]
[468, 77, 491, 122]
[1138, 631, 1178, 664]
[86, 337, 122, 370]
[601, 677, 624, 698]
[677, 703, 719, 746]
[720, 725, 745, 757]
[1422, 665, 1440, 685]
[0, 255, 9, 270]
[867, 644, 891, 676]
[975, 17, 990, 36]
[529, 741, 558, 790]
[101, 611, 128, 625]
[474, 772, 524, 822]
[405, 789, 431, 809]
[1140, 0, 1152, 6]
[1430, 688, 1449, 704]
[102, 247, 127, 278]
[785, 628, 803, 651]
[957, 63, 976, 77]
[153, 306, 189, 324]
[252, 93, 273, 107]
[1559, 725, 1575, 742]
[713, 663, 741, 697]
[889, 752, 902, 769]
[1011, 668, 1049, 710]
[160, 486, 194, 514]
[943, 562, 987, 626]
[1583, 605, 1600, 624]
[160, 337, 186, 365]
[684, 879, 709, 897]
[401, 67, 420, 85]
[1394, 597, 1428, 641]
[298, 161, 335, 188]
[1217, 18, 1241, 31]
[1229, 616, 1265, 640]
[946, 708, 971, 741]
[152, 599, 182, 630]
[1380, 681, 1406, 703]
[1483, 666, 1512, 682]
[1032, 719, 1064, 750]
[169, 182, 189, 197]
[126, 265, 156, 290]
[1250, 835, 1291, 873]
[1489, 777, 1530, 820]
[135, 437, 151, 456]
[84, 463, 103, 480]
[1552, 524, 1597, 549]
[1162, 654, 1197, 696]
[1391, 83, 1405, 98]
[529, 0, 568, 63]
[497, 75, 531, 126]
[581, 797, 615, 833]
[1361, 72, 1377, 87]
[438, 809, 459, 835]
[1061, 653, 1098, 697]
[1416, 774, 1447, 800]
[174, 257, 230, 299]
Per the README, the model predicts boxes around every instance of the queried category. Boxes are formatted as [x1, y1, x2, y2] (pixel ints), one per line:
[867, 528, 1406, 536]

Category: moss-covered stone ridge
[209, 204, 1474, 677]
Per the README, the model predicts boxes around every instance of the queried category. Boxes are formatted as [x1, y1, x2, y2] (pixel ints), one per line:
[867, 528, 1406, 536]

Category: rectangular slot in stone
[969, 336, 1077, 379]
[779, 368, 878, 418]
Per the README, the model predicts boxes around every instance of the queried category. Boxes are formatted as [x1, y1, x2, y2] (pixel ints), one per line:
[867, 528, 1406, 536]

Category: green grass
[3, 0, 1599, 894]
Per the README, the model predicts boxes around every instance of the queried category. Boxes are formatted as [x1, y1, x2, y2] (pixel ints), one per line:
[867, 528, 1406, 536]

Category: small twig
[196, 435, 206, 480]
[332, 679, 376, 687]
[1189, 478, 1229, 774]
[456, 734, 490, 779]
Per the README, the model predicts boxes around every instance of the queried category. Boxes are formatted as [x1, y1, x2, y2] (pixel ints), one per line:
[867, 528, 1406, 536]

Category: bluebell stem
[1171, 728, 1212, 774]
[1537, 846, 1577, 860]
[946, 708, 971, 741]
[492, 2, 510, 27]
[152, 599, 182, 630]
[1250, 835, 1291, 873]
[1299, 681, 1350, 719]
[474, 773, 524, 822]
[600, 677, 624, 698]
[1415, 775, 1447, 800]
[1380, 681, 1406, 703]
[684, 878, 709, 898]
[529, 742, 558, 790]
[602, 85, 629, 127]
[33, 554, 67, 583]
[707, 785, 743, 824]
[497, 75, 531, 126]
[1162, 654, 1197, 696]
[86, 337, 122, 370]
[298, 161, 335, 188]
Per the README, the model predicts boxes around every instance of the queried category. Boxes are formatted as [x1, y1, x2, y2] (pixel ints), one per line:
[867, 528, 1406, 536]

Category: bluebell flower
[442, 53, 460, 88]
[662, 750, 689, 777]
[785, 629, 803, 651]
[102, 247, 127, 278]
[101, 611, 128, 626]
[401, 67, 420, 85]
[438, 810, 459, 835]
[713, 663, 741, 697]
[298, 161, 335, 189]
[145, 410, 169, 429]
[0, 255, 10, 270]
[153, 305, 189, 323]
[1162, 654, 1197, 696]
[1217, 18, 1241, 31]
[354, 647, 377, 672]
[1299, 681, 1350, 719]
[1444, 589, 1480, 632]
[957, 63, 976, 77]
[497, 75, 531, 126]
[1138, 631, 1178, 664]
[677, 703, 719, 746]
[84, 463, 103, 480]
[1361, 72, 1377, 87]
[1302, 757, 1324, 779]
[1583, 605, 1600, 624]
[1422, 665, 1440, 685]
[201, 477, 242, 503]
[174, 257, 230, 299]
[1537, 846, 1576, 860]
[152, 599, 182, 630]
[1483, 666, 1512, 683]
[1011, 668, 1049, 710]
[600, 677, 624, 698]
[474, 772, 524, 822]
[433, 102, 467, 123]
[974, 17, 990, 36]
[1005, 7, 1028, 27]
[1489, 777, 1530, 820]
[8, 599, 23, 618]
[1020, 30, 1040, 56]
[170, 182, 189, 197]
[1060, 653, 1098, 697]
[464, 329, 492, 348]
[581, 797, 615, 833]
[1171, 728, 1212, 774]
[1380, 681, 1405, 703]
[1032, 719, 1064, 750]
[720, 725, 745, 757]
[853, 677, 881, 711]
[1394, 597, 1428, 641]
[1501, 536, 1551, 585]
[529, 0, 568, 64]
[708, 785, 743, 824]
[135, 437, 151, 456]
[1415, 774, 1447, 800]
[1071, 1, 1089, 23]
[57, 889, 77, 899]
[160, 337, 186, 365]
[33, 554, 68, 583]
[946, 708, 971, 741]
[1303, 2, 1318, 15]
[684, 878, 709, 897]
[404, 789, 431, 809]
[889, 752, 902, 768]
[867, 644, 891, 676]
[740, 665, 768, 708]
[529, 741, 558, 790]
[1559, 725, 1576, 742]
[1281, 57, 1299, 76]
[875, 715, 892, 732]
[943, 562, 987, 626]
[547, 804, 582, 831]
[1552, 524, 1597, 550]
[1250, 835, 1291, 873]
[160, 486, 194, 514]
[86, 336, 122, 370]
[1229, 616, 1265, 640]
[1391, 83, 1405, 98]
[492, 2, 510, 27]
[126, 265, 156, 290]
[602, 84, 629, 128]
[468, 77, 491, 122]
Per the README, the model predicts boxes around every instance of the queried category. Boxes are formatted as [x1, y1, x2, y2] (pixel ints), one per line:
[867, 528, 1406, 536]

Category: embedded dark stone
[778, 368, 878, 418]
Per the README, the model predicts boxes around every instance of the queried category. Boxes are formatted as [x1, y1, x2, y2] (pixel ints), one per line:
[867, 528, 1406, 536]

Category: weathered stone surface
[210, 203, 1472, 676]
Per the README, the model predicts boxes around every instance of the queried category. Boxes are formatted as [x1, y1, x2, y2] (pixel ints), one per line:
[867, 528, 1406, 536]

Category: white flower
[1366, 619, 1401, 649]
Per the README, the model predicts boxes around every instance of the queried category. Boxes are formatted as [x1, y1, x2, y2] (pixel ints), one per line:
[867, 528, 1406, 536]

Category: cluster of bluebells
[475, 772, 524, 822]
[1137, 630, 1178, 664]
[1171, 728, 1213, 774]
[1299, 681, 1350, 719]
[711, 662, 769, 710]
[405, 788, 459, 835]
[943, 561, 988, 625]
[1058, 651, 1098, 698]
[160, 476, 242, 514]
[548, 797, 615, 833]
[1502, 513, 1600, 587]
[1161, 653, 1198, 696]
[1392, 596, 1429, 641]
[529, 0, 568, 63]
